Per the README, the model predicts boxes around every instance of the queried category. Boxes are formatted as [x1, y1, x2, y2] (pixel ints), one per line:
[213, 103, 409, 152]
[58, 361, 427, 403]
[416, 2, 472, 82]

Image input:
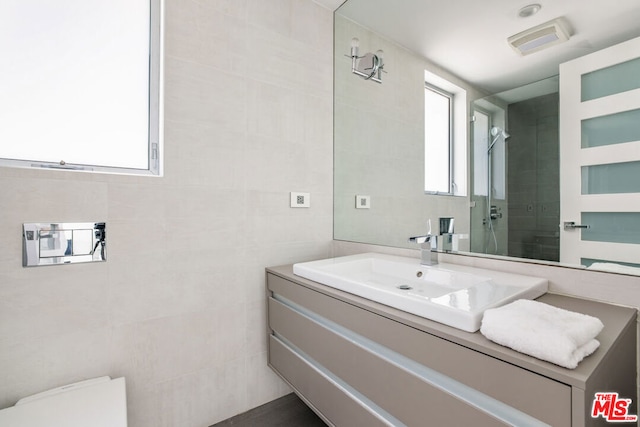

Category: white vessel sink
[293, 253, 548, 332]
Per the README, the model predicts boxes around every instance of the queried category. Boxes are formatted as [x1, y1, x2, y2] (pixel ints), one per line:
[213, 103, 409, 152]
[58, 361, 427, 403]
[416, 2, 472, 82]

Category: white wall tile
[245, 350, 291, 411]
[247, 0, 293, 38]
[0, 1, 333, 426]
[0, 328, 112, 408]
[153, 358, 247, 427]
[0, 269, 109, 344]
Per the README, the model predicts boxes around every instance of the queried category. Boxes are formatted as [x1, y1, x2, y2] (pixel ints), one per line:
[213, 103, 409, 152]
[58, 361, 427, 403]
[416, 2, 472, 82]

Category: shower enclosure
[471, 91, 560, 262]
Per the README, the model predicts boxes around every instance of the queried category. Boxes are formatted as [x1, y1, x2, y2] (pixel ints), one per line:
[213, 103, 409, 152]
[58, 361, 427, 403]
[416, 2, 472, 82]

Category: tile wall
[507, 92, 560, 261]
[0, 1, 334, 426]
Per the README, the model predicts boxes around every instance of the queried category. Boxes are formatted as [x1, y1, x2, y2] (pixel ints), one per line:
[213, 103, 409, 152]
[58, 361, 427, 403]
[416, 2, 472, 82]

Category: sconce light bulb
[375, 49, 384, 66]
[350, 37, 360, 57]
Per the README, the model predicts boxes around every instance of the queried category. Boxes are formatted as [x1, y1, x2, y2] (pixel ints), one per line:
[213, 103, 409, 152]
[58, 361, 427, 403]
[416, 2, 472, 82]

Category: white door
[559, 36, 640, 269]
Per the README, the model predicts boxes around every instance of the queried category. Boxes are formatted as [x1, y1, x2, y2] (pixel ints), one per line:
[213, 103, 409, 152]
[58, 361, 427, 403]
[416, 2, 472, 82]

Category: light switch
[355, 195, 371, 209]
[290, 192, 310, 208]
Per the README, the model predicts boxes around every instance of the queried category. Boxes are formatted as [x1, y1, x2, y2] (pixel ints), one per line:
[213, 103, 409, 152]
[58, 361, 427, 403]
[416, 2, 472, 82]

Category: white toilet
[0, 376, 127, 426]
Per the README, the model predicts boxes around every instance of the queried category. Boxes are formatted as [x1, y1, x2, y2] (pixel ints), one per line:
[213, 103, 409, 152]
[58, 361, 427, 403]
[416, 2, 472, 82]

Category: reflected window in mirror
[0, 0, 163, 176]
[424, 71, 467, 196]
[472, 106, 506, 200]
[424, 84, 452, 193]
[473, 110, 490, 197]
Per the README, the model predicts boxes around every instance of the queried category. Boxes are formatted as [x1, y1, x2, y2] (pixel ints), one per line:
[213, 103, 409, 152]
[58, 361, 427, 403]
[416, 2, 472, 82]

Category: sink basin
[293, 253, 548, 332]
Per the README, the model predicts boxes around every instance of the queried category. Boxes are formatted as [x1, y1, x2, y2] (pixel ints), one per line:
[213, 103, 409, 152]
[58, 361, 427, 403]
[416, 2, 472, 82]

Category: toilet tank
[0, 377, 127, 427]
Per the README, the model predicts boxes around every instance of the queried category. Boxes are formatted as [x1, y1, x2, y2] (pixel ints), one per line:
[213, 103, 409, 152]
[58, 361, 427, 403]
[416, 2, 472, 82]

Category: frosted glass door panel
[581, 212, 640, 244]
[581, 161, 640, 194]
[581, 57, 640, 101]
[561, 36, 640, 269]
[581, 109, 640, 148]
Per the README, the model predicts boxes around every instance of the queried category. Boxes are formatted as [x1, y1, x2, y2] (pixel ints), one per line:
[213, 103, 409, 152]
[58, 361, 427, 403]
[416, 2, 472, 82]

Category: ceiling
[330, 0, 640, 94]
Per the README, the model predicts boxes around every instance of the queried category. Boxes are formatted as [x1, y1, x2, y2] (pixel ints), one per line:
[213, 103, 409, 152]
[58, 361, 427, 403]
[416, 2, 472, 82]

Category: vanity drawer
[268, 273, 571, 427]
[269, 335, 391, 427]
[270, 297, 516, 426]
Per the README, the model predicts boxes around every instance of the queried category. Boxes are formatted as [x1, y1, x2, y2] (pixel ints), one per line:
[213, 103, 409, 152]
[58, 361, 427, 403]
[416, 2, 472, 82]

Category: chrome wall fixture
[348, 38, 385, 83]
[23, 222, 106, 267]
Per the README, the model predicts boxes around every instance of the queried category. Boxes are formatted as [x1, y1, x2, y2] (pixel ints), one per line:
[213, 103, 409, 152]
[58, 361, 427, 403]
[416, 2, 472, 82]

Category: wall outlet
[355, 195, 371, 209]
[290, 192, 310, 208]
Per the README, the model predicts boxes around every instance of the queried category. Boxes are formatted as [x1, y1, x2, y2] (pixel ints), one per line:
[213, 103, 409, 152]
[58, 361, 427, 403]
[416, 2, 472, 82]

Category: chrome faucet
[408, 234, 438, 265]
[408, 221, 438, 265]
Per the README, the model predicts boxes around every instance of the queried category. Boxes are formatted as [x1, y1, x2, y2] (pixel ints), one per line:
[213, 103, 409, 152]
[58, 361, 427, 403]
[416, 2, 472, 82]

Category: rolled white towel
[480, 299, 604, 369]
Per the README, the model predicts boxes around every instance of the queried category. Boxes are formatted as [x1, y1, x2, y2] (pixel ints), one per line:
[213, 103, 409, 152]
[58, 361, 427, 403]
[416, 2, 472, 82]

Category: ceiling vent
[508, 18, 571, 56]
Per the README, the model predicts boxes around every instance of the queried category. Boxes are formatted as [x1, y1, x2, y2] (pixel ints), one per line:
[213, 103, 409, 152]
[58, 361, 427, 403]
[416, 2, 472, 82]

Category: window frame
[424, 82, 454, 195]
[423, 69, 467, 197]
[472, 107, 490, 197]
[0, 0, 164, 176]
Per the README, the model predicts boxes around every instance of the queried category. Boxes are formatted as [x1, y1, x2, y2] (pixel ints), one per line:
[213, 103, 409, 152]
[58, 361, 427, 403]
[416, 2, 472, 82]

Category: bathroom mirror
[334, 0, 640, 274]
[0, 0, 163, 176]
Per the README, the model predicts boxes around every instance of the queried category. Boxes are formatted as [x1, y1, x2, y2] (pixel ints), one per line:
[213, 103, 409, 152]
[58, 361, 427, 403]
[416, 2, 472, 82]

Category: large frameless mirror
[333, 0, 640, 275]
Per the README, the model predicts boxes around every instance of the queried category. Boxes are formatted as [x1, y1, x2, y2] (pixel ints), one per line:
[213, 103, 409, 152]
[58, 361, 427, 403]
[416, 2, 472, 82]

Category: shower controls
[23, 222, 107, 267]
[490, 205, 503, 220]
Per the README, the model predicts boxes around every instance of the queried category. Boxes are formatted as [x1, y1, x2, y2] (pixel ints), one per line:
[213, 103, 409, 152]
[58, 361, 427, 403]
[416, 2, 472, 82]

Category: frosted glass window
[581, 212, 640, 244]
[581, 109, 640, 148]
[0, 0, 162, 175]
[425, 85, 452, 194]
[581, 58, 640, 102]
[582, 161, 640, 194]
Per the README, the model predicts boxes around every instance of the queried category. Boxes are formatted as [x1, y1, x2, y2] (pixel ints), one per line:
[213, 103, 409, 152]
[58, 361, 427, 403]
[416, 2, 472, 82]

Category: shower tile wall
[507, 93, 560, 262]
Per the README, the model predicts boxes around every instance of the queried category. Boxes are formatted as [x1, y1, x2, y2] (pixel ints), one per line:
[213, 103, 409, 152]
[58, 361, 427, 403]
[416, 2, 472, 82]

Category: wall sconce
[348, 38, 385, 83]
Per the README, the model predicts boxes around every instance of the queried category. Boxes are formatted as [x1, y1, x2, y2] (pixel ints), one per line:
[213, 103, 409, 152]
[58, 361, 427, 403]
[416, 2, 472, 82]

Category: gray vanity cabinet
[266, 265, 637, 427]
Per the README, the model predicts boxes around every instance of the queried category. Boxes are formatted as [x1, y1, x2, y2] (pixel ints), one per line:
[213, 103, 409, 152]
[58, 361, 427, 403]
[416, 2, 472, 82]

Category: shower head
[488, 126, 510, 154]
[491, 126, 510, 139]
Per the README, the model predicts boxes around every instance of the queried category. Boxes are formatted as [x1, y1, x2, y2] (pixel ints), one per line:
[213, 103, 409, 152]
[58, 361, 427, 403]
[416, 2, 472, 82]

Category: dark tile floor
[210, 393, 327, 427]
